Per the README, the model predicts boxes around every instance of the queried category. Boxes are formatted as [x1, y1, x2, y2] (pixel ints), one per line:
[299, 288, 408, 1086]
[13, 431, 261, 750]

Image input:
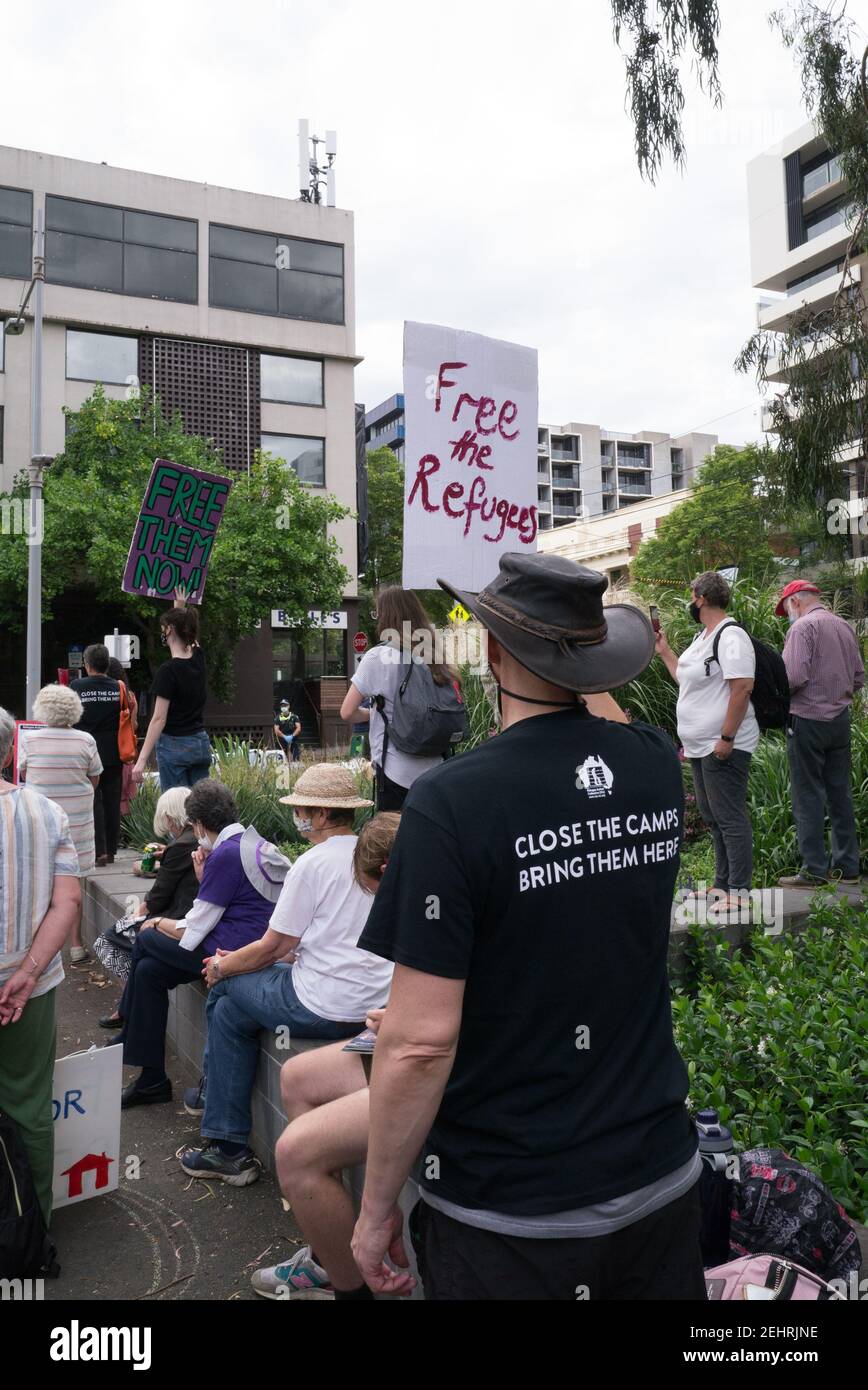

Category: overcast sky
[5, 0, 868, 445]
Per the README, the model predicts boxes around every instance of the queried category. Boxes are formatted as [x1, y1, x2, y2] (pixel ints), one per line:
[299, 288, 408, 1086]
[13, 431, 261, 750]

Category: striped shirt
[783, 607, 866, 720]
[19, 727, 102, 873]
[0, 786, 80, 999]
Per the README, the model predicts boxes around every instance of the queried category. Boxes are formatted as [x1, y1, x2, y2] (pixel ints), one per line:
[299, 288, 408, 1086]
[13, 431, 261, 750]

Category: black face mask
[160, 631, 169, 647]
[689, 602, 702, 624]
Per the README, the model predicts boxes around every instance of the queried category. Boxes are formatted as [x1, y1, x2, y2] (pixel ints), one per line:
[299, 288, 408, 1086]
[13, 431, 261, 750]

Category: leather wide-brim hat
[280, 764, 373, 810]
[439, 552, 654, 693]
[239, 826, 292, 903]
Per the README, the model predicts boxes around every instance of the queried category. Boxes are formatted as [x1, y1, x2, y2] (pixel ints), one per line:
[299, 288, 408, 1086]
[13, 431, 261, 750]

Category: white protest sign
[52, 1044, 123, 1209]
[402, 321, 539, 591]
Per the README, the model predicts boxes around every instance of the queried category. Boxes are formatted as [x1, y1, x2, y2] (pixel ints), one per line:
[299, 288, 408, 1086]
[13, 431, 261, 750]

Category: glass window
[787, 258, 843, 295]
[124, 209, 197, 252]
[210, 224, 277, 265]
[261, 433, 325, 486]
[277, 268, 343, 324]
[124, 243, 197, 302]
[261, 354, 323, 405]
[210, 256, 277, 313]
[805, 198, 851, 242]
[45, 230, 124, 292]
[46, 195, 123, 240]
[284, 240, 343, 275]
[66, 330, 138, 384]
[325, 629, 345, 676]
[0, 187, 32, 226]
[0, 215, 32, 279]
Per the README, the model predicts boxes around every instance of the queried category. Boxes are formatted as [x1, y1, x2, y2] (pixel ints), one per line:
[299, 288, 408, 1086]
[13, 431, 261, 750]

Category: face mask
[689, 602, 702, 623]
[197, 834, 213, 850]
[293, 812, 314, 835]
[160, 631, 169, 647]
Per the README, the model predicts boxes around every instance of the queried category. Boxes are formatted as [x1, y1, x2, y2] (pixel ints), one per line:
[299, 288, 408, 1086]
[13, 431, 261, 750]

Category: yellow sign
[448, 603, 471, 624]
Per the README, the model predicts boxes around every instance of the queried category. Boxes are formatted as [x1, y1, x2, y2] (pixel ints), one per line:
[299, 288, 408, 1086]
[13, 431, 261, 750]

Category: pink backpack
[705, 1254, 846, 1301]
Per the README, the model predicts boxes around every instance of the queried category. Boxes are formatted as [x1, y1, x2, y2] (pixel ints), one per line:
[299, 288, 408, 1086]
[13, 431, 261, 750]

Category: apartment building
[365, 393, 404, 458]
[538, 487, 692, 589]
[0, 146, 362, 739]
[747, 121, 867, 513]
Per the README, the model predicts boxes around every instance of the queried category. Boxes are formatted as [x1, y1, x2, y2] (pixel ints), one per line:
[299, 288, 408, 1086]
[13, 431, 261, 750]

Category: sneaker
[70, 946, 89, 964]
[178, 1140, 260, 1187]
[778, 872, 828, 888]
[183, 1078, 206, 1117]
[828, 870, 861, 886]
[251, 1246, 333, 1301]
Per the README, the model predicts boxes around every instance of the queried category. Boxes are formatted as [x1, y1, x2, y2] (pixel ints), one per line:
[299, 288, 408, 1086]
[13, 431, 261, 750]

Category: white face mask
[197, 834, 213, 850]
[293, 812, 314, 836]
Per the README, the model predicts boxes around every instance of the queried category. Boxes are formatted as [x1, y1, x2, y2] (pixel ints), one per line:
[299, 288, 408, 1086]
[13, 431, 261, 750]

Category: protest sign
[402, 322, 539, 591]
[122, 459, 232, 604]
[52, 1045, 123, 1209]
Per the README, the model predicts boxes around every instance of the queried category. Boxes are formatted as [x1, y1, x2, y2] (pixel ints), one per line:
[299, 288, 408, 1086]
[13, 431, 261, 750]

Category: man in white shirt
[178, 765, 393, 1187]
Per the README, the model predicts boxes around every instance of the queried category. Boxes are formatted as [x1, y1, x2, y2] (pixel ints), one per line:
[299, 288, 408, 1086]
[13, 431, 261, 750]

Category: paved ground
[46, 946, 304, 1303]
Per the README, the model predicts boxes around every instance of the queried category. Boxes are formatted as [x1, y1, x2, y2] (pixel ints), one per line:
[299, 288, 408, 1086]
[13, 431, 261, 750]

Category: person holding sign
[0, 707, 81, 1226]
[132, 593, 211, 792]
[340, 588, 463, 812]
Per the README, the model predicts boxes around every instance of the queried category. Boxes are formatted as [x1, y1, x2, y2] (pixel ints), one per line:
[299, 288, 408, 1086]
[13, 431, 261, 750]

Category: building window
[804, 196, 852, 243]
[210, 224, 344, 325]
[66, 329, 138, 384]
[45, 196, 197, 303]
[261, 433, 325, 486]
[260, 353, 324, 406]
[802, 151, 842, 200]
[786, 258, 844, 295]
[0, 187, 32, 280]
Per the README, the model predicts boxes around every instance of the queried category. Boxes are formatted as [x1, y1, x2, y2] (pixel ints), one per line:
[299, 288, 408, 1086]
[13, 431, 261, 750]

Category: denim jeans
[201, 963, 363, 1145]
[787, 710, 860, 878]
[156, 730, 212, 791]
[690, 750, 753, 892]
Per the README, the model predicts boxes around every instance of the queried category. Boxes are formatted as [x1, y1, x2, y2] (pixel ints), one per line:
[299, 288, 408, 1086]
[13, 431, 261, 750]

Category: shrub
[671, 897, 868, 1221]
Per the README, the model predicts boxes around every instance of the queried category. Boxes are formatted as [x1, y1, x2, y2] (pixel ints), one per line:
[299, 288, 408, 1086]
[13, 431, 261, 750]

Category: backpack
[375, 655, 469, 761]
[703, 622, 790, 731]
[705, 1253, 845, 1301]
[0, 1109, 59, 1279]
[729, 1147, 862, 1284]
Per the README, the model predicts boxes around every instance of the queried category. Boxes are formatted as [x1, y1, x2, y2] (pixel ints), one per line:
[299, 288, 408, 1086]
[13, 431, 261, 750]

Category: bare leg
[277, 1089, 370, 1291]
[280, 1043, 367, 1123]
[71, 899, 84, 951]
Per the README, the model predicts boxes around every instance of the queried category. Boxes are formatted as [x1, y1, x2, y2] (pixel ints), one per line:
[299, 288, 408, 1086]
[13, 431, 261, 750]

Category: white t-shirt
[676, 622, 760, 759]
[352, 643, 443, 789]
[269, 835, 393, 1022]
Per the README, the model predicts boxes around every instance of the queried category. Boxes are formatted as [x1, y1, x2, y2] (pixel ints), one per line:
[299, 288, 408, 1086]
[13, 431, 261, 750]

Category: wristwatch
[720, 734, 735, 743]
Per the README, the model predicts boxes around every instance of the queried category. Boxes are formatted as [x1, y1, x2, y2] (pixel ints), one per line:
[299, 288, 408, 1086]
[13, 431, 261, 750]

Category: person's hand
[191, 847, 208, 882]
[713, 739, 734, 761]
[654, 628, 671, 657]
[0, 969, 38, 1026]
[351, 1204, 415, 1297]
[139, 917, 159, 932]
[131, 762, 146, 785]
[174, 583, 190, 607]
[365, 1008, 386, 1034]
[203, 949, 229, 988]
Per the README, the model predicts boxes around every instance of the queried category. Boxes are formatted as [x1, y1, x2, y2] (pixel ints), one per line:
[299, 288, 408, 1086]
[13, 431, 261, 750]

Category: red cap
[775, 579, 820, 617]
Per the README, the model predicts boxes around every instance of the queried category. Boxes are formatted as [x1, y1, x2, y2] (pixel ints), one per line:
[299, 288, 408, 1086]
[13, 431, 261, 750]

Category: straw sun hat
[280, 764, 373, 810]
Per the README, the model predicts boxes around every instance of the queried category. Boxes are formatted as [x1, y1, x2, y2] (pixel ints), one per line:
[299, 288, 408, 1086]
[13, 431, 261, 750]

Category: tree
[357, 446, 453, 644]
[0, 387, 351, 699]
[630, 444, 777, 590]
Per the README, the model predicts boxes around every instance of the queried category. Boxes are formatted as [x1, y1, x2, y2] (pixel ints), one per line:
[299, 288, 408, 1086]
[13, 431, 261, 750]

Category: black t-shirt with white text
[71, 675, 121, 768]
[151, 647, 207, 736]
[358, 706, 696, 1216]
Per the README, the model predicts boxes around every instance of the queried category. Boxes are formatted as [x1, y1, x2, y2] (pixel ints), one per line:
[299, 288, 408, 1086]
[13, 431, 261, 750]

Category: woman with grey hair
[20, 684, 103, 963]
[0, 705, 81, 1229]
[654, 571, 758, 910]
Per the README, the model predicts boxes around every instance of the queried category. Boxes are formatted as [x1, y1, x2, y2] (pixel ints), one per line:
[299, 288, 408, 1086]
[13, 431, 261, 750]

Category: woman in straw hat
[178, 764, 394, 1188]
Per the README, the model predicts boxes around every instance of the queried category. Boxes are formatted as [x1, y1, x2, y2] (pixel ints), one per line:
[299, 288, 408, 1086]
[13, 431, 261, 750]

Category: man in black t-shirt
[72, 642, 122, 865]
[350, 554, 705, 1302]
[273, 701, 302, 762]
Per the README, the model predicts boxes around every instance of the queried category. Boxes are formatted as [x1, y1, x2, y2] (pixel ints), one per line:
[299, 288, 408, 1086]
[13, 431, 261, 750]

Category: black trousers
[118, 928, 206, 1072]
[375, 766, 408, 812]
[409, 1179, 707, 1300]
[94, 761, 124, 859]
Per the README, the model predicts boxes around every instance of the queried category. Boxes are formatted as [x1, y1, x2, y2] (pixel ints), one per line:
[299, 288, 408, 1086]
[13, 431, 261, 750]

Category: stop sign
[353, 631, 368, 654]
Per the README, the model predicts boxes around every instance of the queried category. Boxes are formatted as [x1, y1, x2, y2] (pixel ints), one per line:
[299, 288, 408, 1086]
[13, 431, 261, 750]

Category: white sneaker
[70, 946, 89, 964]
[251, 1246, 333, 1300]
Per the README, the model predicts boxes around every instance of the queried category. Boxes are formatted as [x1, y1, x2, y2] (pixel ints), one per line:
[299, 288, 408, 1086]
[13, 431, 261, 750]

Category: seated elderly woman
[95, 786, 200, 1026]
[115, 779, 290, 1109]
[20, 683, 103, 963]
[0, 706, 81, 1232]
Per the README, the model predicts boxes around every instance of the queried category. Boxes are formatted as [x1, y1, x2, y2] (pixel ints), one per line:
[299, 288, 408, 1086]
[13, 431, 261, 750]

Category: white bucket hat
[239, 826, 292, 903]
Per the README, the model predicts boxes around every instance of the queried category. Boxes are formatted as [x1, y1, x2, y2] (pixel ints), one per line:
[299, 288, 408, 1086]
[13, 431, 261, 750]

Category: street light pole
[26, 210, 47, 718]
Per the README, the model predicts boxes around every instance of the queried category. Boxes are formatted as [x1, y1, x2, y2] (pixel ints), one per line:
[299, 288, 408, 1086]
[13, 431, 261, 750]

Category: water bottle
[695, 1108, 736, 1267]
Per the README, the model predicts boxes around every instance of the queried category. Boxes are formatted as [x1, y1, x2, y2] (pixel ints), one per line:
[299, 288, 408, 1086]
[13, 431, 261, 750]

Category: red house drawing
[61, 1152, 114, 1198]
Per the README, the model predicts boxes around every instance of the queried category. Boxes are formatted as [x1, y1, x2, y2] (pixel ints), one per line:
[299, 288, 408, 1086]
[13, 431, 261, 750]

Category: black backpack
[0, 1109, 59, 1278]
[375, 655, 469, 761]
[704, 621, 790, 731]
[730, 1148, 862, 1282]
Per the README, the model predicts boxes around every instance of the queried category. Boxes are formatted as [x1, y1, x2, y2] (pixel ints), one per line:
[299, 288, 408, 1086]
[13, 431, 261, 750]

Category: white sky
[4, 0, 868, 445]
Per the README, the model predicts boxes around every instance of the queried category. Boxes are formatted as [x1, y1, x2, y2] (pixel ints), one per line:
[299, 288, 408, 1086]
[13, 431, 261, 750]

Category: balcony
[538, 470, 550, 484]
[552, 466, 581, 487]
[553, 503, 580, 517]
[619, 484, 652, 497]
[617, 453, 651, 470]
[551, 448, 579, 462]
